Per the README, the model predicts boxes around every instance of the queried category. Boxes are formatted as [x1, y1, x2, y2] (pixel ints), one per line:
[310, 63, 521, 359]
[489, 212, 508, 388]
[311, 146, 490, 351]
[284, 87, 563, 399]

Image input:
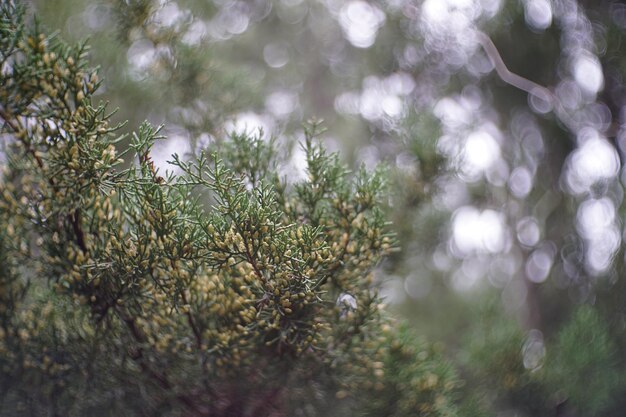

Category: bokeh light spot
[339, 1, 386, 49]
[524, 0, 552, 31]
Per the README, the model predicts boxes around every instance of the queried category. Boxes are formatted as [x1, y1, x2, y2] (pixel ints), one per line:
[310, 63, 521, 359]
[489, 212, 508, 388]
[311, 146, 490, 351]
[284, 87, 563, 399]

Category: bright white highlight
[577, 197, 620, 274]
[524, 0, 553, 31]
[463, 130, 500, 175]
[452, 206, 508, 255]
[573, 55, 604, 95]
[265, 90, 299, 118]
[151, 133, 190, 174]
[339, 1, 386, 48]
[565, 130, 619, 194]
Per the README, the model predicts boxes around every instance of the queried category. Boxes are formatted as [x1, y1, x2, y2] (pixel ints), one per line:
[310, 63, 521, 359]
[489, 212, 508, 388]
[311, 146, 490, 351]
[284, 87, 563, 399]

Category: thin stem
[181, 290, 203, 349]
[476, 31, 553, 101]
[476, 30, 579, 134]
[0, 108, 53, 186]
[1, 107, 89, 252]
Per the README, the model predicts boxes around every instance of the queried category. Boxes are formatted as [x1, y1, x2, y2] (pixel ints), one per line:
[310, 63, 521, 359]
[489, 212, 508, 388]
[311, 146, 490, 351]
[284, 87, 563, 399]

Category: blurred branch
[476, 31, 583, 136]
[476, 31, 553, 101]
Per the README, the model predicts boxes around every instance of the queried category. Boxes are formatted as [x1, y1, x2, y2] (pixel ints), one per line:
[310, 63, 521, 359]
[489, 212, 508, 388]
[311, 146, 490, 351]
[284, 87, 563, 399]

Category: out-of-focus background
[27, 0, 626, 415]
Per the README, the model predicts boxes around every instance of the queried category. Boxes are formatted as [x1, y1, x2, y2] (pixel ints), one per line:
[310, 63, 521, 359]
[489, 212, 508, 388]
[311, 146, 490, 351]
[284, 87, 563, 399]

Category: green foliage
[359, 323, 460, 417]
[0, 3, 461, 416]
[465, 301, 549, 417]
[5, 1, 625, 416]
[465, 301, 625, 417]
[544, 306, 622, 416]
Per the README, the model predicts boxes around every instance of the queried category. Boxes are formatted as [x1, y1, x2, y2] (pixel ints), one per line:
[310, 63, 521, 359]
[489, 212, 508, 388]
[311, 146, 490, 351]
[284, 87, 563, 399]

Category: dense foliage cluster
[3, 0, 626, 415]
[0, 2, 461, 416]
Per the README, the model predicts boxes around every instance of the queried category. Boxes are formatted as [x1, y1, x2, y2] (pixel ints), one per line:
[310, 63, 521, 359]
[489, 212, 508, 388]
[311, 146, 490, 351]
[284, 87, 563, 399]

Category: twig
[181, 290, 203, 349]
[475, 30, 580, 134]
[0, 108, 55, 187]
[476, 31, 553, 101]
[117, 308, 209, 415]
[2, 108, 90, 252]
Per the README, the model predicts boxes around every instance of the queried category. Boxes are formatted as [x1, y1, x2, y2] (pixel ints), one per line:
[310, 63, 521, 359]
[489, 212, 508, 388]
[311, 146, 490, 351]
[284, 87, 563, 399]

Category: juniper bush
[0, 2, 461, 416]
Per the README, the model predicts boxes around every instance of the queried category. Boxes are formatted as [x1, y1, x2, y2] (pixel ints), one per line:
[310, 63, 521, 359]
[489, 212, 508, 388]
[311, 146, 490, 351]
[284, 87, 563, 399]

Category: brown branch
[250, 386, 285, 417]
[181, 291, 203, 349]
[162, 255, 204, 350]
[0, 108, 23, 136]
[245, 237, 267, 284]
[312, 228, 351, 291]
[117, 308, 209, 415]
[0, 108, 55, 187]
[1, 108, 90, 253]
[119, 311, 147, 343]
[70, 209, 88, 252]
